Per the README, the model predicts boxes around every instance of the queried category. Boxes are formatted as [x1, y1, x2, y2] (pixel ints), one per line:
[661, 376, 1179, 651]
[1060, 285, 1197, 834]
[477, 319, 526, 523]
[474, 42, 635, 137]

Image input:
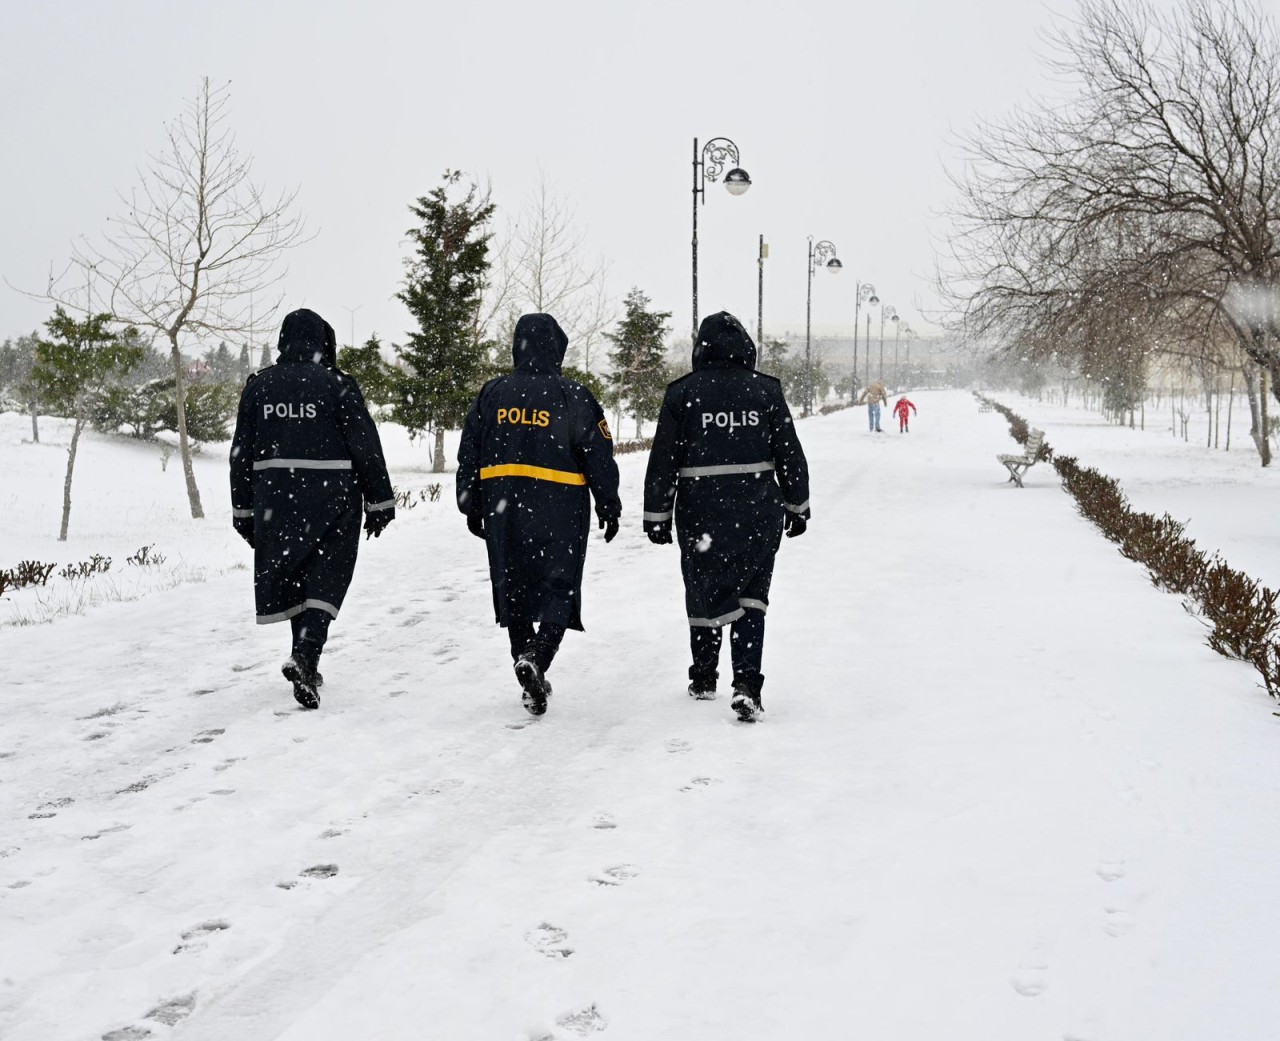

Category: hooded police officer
[457, 313, 621, 716]
[230, 308, 395, 709]
[643, 311, 810, 722]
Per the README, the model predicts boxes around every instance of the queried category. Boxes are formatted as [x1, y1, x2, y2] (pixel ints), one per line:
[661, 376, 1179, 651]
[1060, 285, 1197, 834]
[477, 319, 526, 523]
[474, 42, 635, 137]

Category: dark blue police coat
[457, 314, 621, 631]
[230, 309, 395, 624]
[643, 311, 810, 627]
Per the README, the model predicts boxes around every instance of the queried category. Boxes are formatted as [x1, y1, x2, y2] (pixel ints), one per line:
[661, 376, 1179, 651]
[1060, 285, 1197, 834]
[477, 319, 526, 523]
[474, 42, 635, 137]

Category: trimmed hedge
[981, 393, 1280, 701]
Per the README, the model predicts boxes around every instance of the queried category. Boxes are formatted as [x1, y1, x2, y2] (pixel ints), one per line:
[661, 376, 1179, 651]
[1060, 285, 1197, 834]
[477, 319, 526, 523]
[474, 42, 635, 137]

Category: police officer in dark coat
[230, 308, 395, 709]
[643, 311, 810, 722]
[457, 313, 621, 716]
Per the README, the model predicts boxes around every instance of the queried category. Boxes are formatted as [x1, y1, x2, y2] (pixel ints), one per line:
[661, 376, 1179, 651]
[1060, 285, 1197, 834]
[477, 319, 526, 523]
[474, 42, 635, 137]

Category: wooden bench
[998, 428, 1046, 488]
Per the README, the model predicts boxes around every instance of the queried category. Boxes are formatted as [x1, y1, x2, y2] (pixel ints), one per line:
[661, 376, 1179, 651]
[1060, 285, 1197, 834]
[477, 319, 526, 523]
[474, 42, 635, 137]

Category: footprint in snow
[191, 689, 216, 698]
[319, 828, 347, 839]
[84, 732, 111, 741]
[679, 777, 720, 792]
[1095, 859, 1127, 882]
[589, 864, 639, 887]
[82, 824, 131, 841]
[665, 738, 692, 754]
[299, 864, 339, 879]
[78, 703, 129, 721]
[1010, 962, 1049, 998]
[230, 662, 261, 673]
[1103, 907, 1136, 937]
[191, 728, 225, 744]
[101, 1028, 152, 1040]
[557, 1002, 608, 1035]
[388, 606, 406, 615]
[213, 757, 245, 773]
[525, 922, 574, 959]
[591, 814, 617, 830]
[173, 920, 230, 953]
[505, 719, 536, 730]
[29, 796, 74, 819]
[144, 993, 196, 1026]
[0, 846, 20, 859]
[389, 690, 410, 698]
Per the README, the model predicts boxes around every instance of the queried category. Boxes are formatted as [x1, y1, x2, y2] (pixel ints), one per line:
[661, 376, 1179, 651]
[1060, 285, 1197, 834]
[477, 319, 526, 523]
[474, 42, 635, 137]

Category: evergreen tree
[338, 335, 397, 416]
[31, 308, 144, 540]
[394, 170, 495, 472]
[237, 344, 251, 382]
[0, 334, 43, 440]
[605, 288, 672, 438]
[259, 342, 272, 370]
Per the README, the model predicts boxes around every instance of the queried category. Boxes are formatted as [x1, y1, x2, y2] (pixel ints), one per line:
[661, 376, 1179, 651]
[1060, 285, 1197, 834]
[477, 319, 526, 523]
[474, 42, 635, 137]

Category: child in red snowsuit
[892, 396, 917, 433]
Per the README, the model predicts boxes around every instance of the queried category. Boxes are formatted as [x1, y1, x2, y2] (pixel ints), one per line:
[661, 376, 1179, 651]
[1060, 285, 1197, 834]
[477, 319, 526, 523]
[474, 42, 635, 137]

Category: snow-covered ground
[3, 390, 1280, 1041]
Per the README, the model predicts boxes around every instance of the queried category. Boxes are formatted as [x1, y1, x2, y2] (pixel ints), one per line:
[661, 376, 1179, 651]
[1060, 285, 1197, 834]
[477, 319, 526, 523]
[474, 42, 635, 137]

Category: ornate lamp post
[893, 318, 911, 387]
[757, 235, 768, 348]
[878, 304, 898, 380]
[852, 282, 878, 399]
[899, 321, 915, 385]
[805, 237, 842, 416]
[691, 136, 751, 344]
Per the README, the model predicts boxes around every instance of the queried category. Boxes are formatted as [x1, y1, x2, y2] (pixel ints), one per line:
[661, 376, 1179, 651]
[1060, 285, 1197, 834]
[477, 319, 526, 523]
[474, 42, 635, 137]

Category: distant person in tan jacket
[857, 380, 890, 432]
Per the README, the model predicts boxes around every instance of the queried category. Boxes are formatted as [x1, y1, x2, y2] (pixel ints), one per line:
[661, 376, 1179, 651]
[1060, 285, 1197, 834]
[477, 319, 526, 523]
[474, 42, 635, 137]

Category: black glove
[467, 512, 485, 539]
[232, 516, 255, 549]
[599, 517, 619, 543]
[647, 525, 673, 545]
[784, 513, 808, 539]
[364, 507, 394, 539]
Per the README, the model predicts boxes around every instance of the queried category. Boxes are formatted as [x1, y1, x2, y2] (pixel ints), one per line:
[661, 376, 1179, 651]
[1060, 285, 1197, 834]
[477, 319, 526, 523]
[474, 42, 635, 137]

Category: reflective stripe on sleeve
[256, 599, 340, 624]
[678, 461, 775, 478]
[785, 499, 810, 514]
[739, 598, 769, 613]
[643, 510, 672, 522]
[365, 499, 396, 512]
[252, 458, 353, 471]
[232, 508, 254, 519]
[480, 463, 587, 486]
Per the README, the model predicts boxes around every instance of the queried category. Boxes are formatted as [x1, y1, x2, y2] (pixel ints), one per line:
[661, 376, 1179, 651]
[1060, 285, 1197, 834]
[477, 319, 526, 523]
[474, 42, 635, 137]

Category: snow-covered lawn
[2, 391, 1279, 1041]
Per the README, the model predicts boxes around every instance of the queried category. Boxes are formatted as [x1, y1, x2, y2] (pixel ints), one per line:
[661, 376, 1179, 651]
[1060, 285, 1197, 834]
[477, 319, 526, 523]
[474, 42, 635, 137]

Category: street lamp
[899, 321, 915, 385]
[805, 237, 842, 416]
[879, 304, 898, 381]
[894, 319, 912, 387]
[852, 281, 879, 399]
[691, 136, 751, 344]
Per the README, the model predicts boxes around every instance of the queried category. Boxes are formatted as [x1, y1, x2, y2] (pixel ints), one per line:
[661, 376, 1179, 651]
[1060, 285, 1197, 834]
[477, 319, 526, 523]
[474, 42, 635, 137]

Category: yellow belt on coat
[480, 463, 587, 486]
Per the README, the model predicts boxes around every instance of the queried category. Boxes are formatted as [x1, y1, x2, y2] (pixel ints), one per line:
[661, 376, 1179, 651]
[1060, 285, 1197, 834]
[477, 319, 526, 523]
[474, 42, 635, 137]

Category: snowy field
[3, 390, 1280, 1041]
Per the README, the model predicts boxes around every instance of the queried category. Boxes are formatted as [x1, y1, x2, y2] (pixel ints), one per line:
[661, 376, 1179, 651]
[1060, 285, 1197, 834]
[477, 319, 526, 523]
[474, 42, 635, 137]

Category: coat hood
[692, 311, 756, 371]
[512, 313, 567, 375]
[277, 308, 336, 366]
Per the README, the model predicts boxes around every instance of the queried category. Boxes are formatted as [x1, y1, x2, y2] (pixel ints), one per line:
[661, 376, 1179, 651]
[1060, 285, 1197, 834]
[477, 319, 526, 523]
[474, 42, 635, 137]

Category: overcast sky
[0, 0, 1177, 356]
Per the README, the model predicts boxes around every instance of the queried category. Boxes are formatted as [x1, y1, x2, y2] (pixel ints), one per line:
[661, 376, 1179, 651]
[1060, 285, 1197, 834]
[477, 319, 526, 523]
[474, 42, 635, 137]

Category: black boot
[688, 665, 718, 701]
[282, 656, 320, 710]
[730, 673, 764, 722]
[514, 654, 551, 716]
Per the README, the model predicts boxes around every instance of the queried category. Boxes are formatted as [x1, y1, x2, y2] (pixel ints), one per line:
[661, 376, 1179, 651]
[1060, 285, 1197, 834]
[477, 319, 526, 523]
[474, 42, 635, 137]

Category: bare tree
[45, 78, 308, 516]
[944, 0, 1280, 462]
[486, 175, 614, 371]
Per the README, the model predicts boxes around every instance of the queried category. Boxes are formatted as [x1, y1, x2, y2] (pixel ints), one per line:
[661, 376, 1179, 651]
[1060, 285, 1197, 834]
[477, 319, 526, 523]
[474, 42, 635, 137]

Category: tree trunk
[433, 425, 446, 474]
[1261, 368, 1272, 468]
[168, 333, 205, 518]
[59, 415, 84, 541]
[29, 399, 39, 442]
[1225, 369, 1235, 451]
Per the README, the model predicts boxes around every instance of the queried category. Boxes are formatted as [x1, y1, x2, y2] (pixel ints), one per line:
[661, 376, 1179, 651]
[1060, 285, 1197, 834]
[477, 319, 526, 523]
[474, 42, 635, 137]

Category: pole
[853, 285, 861, 398]
[757, 234, 765, 348]
[879, 313, 885, 380]
[691, 137, 700, 346]
[894, 321, 901, 388]
[865, 312, 872, 387]
[804, 238, 814, 417]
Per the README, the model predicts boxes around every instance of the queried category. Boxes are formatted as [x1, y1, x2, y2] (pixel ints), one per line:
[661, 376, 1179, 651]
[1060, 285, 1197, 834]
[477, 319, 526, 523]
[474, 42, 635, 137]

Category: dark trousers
[508, 618, 566, 672]
[690, 607, 765, 683]
[290, 608, 332, 669]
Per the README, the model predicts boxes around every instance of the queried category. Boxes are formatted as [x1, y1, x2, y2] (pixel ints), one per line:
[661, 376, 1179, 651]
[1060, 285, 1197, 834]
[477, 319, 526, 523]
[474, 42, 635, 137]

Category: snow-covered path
[3, 391, 1280, 1041]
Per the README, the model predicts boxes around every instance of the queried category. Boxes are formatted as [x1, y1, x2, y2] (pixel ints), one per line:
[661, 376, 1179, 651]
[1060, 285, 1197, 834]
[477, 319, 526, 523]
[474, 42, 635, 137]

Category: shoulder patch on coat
[598, 418, 612, 440]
